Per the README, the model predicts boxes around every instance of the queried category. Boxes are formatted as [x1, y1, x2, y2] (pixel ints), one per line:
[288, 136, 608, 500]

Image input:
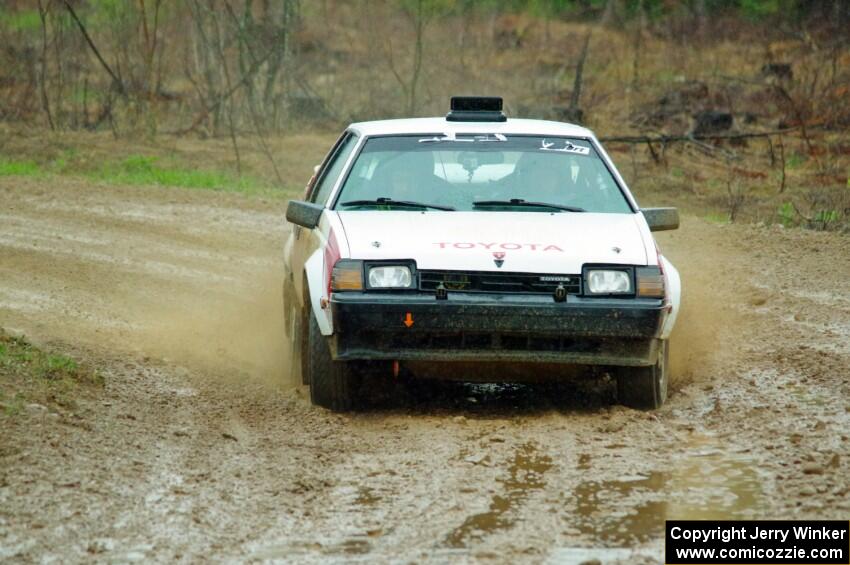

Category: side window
[304, 132, 345, 201]
[310, 133, 359, 205]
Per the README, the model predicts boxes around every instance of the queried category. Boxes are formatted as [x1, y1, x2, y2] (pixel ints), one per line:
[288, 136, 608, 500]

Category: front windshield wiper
[473, 199, 585, 213]
[340, 197, 455, 211]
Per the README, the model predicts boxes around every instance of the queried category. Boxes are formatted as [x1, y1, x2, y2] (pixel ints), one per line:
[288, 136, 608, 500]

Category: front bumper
[329, 292, 667, 367]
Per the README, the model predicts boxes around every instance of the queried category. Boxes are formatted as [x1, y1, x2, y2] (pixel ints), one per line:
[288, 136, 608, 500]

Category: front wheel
[616, 339, 669, 410]
[307, 311, 359, 411]
[283, 280, 308, 385]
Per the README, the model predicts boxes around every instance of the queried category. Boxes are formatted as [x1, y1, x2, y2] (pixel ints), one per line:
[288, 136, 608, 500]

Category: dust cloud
[128, 271, 296, 389]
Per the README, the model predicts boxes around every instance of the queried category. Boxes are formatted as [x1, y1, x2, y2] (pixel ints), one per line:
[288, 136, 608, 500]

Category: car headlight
[586, 269, 631, 294]
[368, 265, 413, 288]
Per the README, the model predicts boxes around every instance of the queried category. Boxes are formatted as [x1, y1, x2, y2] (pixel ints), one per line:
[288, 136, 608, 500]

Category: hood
[336, 211, 648, 274]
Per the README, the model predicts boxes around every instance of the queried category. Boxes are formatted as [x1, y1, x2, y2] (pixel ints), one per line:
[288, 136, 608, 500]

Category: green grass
[90, 155, 273, 194]
[0, 330, 101, 416]
[0, 158, 42, 177]
[0, 8, 41, 33]
[0, 153, 289, 197]
[777, 201, 796, 227]
[785, 153, 806, 170]
[703, 212, 730, 225]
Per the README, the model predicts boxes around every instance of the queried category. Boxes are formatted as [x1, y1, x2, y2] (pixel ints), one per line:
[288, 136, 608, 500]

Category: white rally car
[283, 97, 680, 411]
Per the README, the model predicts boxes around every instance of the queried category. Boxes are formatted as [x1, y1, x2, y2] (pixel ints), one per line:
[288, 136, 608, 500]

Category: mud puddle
[570, 435, 763, 546]
[354, 486, 382, 506]
[445, 443, 553, 548]
[248, 539, 372, 561]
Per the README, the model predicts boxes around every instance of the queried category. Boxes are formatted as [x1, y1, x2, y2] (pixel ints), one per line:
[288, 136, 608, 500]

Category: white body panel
[286, 116, 680, 342]
[288, 212, 350, 336]
[336, 211, 648, 273]
[660, 256, 680, 339]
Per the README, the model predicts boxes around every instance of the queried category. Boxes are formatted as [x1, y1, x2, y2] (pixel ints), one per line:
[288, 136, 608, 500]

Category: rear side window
[311, 133, 359, 205]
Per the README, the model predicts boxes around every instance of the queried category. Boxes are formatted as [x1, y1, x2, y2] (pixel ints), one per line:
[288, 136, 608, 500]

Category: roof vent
[446, 96, 507, 122]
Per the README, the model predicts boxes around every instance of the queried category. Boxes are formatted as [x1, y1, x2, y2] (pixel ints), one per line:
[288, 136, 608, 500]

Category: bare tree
[387, 0, 440, 116]
[138, 0, 163, 135]
[564, 31, 592, 124]
[725, 160, 746, 222]
[631, 0, 646, 91]
[600, 0, 620, 26]
[37, 0, 54, 130]
[62, 0, 127, 99]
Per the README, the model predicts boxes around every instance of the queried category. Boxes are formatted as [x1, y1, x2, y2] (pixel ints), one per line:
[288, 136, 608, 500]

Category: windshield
[333, 135, 632, 213]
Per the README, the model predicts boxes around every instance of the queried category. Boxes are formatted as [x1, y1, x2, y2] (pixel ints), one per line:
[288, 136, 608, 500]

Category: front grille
[418, 270, 581, 295]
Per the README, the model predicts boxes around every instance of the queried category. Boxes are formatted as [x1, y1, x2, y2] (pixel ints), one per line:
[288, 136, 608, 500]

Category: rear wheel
[616, 339, 669, 410]
[307, 311, 359, 411]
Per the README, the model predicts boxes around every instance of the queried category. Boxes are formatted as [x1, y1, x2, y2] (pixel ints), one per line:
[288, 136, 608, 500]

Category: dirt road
[1, 177, 848, 563]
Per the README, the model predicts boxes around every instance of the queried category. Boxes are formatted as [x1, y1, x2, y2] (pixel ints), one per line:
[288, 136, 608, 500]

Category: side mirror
[286, 200, 324, 229]
[642, 207, 679, 232]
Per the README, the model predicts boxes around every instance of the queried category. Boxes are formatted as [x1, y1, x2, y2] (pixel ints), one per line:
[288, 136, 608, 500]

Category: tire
[307, 310, 359, 411]
[283, 280, 308, 385]
[282, 281, 292, 338]
[297, 300, 310, 385]
[616, 339, 669, 410]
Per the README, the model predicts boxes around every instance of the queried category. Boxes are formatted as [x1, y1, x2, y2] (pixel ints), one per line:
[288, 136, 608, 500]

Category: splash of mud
[120, 217, 741, 392]
[658, 218, 748, 386]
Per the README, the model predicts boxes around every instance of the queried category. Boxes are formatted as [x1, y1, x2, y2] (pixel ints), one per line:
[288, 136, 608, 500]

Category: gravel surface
[1, 177, 848, 564]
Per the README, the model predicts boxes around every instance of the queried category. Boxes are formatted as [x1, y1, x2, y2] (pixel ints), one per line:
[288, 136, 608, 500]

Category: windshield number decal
[540, 139, 590, 155]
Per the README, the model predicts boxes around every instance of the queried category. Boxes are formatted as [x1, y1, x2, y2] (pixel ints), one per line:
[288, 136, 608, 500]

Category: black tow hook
[553, 283, 567, 303]
[435, 283, 448, 300]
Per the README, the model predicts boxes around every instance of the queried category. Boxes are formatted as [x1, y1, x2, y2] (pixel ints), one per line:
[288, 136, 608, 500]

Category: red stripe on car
[324, 228, 341, 296]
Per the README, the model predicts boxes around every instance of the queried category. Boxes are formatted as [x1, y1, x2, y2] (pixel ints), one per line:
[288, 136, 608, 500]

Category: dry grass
[0, 10, 847, 227]
[619, 131, 850, 231]
[0, 126, 337, 198]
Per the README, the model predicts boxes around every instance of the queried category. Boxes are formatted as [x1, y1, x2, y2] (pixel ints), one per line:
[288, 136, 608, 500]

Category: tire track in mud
[1, 177, 849, 563]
